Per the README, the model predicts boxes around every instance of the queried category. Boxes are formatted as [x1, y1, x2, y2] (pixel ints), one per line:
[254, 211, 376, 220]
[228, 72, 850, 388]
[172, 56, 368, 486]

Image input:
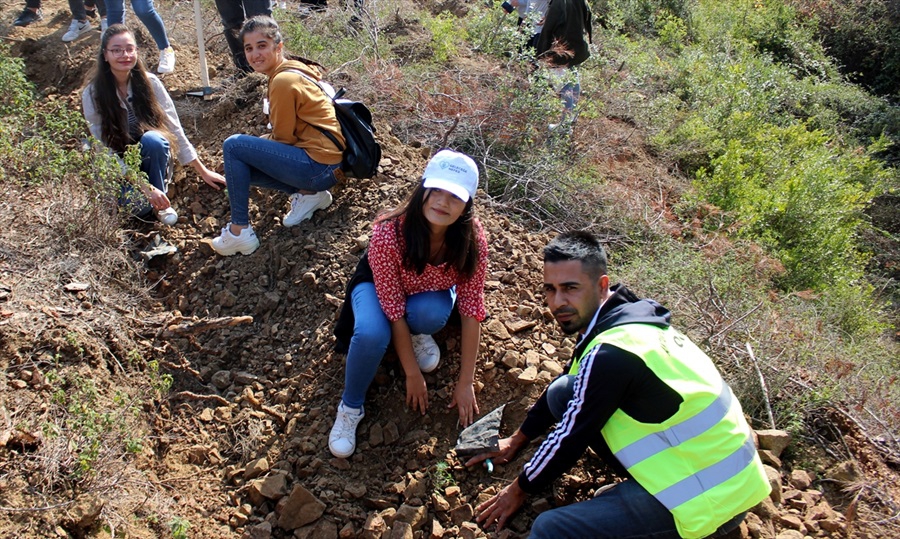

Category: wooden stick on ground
[163, 316, 253, 337]
[747, 342, 776, 429]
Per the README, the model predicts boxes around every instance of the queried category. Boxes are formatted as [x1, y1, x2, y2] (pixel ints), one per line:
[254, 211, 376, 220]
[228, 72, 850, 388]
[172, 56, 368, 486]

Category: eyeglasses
[106, 46, 138, 57]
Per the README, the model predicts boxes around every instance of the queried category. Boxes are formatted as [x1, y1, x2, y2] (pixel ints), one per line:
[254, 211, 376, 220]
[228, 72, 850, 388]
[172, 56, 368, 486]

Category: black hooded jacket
[517, 284, 687, 494]
[535, 0, 592, 67]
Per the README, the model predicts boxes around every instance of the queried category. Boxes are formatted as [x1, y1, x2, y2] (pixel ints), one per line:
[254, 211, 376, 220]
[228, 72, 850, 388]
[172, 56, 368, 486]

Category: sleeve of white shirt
[81, 84, 104, 143]
[148, 73, 198, 165]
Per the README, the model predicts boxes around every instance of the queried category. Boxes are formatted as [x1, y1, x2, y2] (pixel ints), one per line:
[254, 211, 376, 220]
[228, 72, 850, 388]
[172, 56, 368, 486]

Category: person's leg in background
[63, 0, 95, 42]
[214, 0, 271, 73]
[14, 0, 43, 26]
[126, 0, 175, 73]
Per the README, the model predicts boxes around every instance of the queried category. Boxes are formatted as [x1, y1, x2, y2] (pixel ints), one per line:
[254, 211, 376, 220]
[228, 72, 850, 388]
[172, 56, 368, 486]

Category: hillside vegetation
[1, 0, 898, 537]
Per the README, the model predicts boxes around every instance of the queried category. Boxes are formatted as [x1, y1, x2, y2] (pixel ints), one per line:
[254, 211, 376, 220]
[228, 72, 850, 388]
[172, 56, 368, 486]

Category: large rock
[763, 465, 783, 505]
[248, 473, 290, 502]
[244, 457, 270, 480]
[389, 520, 414, 539]
[277, 485, 326, 530]
[294, 519, 339, 539]
[394, 504, 427, 531]
[359, 512, 387, 539]
[755, 430, 791, 457]
[788, 469, 812, 490]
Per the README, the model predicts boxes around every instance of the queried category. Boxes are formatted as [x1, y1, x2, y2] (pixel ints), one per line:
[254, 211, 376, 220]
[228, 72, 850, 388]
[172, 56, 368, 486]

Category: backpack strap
[282, 68, 345, 152]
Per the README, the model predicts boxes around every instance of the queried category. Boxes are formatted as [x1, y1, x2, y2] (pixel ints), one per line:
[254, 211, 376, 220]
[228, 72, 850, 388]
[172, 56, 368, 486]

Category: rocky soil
[1, 0, 899, 538]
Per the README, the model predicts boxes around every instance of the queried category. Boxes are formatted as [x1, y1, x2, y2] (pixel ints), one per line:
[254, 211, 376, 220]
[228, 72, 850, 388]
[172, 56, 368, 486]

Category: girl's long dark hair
[378, 182, 480, 277]
[88, 24, 175, 154]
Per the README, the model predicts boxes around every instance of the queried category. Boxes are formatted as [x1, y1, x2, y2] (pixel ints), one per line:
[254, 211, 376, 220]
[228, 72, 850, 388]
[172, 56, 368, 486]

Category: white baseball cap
[422, 149, 479, 203]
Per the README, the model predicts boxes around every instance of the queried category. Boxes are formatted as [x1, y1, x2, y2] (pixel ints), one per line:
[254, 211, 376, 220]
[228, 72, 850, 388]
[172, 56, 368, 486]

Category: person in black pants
[14, 0, 42, 26]
[215, 0, 272, 73]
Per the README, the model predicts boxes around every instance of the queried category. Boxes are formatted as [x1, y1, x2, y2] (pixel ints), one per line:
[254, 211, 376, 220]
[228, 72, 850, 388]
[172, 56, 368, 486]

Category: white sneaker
[411, 334, 440, 373]
[211, 224, 259, 256]
[62, 19, 92, 42]
[100, 18, 108, 33]
[329, 402, 364, 458]
[157, 47, 176, 74]
[154, 207, 178, 226]
[283, 190, 332, 227]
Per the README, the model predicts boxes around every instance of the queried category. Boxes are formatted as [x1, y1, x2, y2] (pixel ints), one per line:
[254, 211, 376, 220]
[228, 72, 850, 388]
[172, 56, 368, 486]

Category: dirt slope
[1, 1, 899, 538]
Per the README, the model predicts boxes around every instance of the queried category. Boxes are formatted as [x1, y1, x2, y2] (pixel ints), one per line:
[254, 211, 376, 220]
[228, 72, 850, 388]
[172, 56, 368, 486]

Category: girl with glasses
[81, 25, 226, 225]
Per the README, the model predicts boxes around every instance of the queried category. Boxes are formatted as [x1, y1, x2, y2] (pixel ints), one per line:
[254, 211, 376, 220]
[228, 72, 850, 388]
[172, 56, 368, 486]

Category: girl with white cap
[329, 149, 489, 459]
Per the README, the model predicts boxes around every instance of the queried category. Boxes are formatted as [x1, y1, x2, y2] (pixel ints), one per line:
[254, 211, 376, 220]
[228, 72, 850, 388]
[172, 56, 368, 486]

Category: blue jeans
[120, 130, 169, 216]
[105, 0, 170, 50]
[222, 134, 339, 226]
[340, 283, 456, 409]
[532, 375, 746, 538]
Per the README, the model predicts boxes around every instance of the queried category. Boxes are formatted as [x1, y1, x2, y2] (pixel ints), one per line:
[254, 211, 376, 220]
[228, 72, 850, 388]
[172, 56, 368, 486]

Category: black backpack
[291, 70, 382, 179]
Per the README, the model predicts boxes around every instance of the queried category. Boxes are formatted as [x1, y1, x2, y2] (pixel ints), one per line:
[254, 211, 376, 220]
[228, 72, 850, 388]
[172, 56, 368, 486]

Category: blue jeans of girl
[222, 134, 339, 226]
[340, 283, 456, 409]
[531, 375, 747, 539]
[105, 0, 170, 50]
[120, 130, 169, 216]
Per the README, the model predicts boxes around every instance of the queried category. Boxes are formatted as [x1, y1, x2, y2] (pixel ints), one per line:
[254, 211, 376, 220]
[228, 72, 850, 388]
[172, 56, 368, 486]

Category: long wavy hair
[88, 24, 175, 154]
[378, 182, 480, 277]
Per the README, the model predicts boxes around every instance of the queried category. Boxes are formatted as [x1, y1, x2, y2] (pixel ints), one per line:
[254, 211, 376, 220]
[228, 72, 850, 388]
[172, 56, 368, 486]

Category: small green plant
[147, 359, 174, 396]
[169, 516, 191, 539]
[430, 461, 456, 494]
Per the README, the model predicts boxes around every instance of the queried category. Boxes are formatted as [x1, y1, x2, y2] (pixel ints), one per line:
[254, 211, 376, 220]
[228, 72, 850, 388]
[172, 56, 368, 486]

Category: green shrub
[694, 122, 886, 290]
[424, 11, 468, 63]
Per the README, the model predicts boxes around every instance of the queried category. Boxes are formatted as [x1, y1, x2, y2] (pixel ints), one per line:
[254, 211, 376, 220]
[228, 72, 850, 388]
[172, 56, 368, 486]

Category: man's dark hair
[543, 231, 607, 279]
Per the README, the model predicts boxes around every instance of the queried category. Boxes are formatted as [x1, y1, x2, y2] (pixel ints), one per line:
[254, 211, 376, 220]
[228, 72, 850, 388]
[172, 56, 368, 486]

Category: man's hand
[465, 431, 528, 468]
[475, 479, 527, 531]
[449, 381, 478, 427]
[405, 372, 428, 415]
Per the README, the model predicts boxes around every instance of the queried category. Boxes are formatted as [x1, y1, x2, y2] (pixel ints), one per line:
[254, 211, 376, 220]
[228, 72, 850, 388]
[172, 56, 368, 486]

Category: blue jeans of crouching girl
[530, 375, 747, 539]
[222, 134, 339, 226]
[119, 130, 169, 216]
[340, 283, 456, 409]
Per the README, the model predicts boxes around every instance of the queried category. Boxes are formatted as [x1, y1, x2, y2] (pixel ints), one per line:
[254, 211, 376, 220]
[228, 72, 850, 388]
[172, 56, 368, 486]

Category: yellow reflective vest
[570, 324, 771, 539]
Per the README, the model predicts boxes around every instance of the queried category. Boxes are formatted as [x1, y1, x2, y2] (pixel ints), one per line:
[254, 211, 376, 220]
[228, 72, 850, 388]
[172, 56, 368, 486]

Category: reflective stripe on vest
[654, 436, 758, 510]
[576, 323, 770, 538]
[615, 382, 733, 470]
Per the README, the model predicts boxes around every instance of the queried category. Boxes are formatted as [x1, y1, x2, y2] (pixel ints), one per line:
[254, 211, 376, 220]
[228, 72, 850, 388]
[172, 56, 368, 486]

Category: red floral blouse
[368, 217, 489, 323]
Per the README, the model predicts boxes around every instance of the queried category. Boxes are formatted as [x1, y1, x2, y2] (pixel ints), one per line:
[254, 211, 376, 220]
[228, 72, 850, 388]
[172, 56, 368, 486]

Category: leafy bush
[694, 122, 886, 290]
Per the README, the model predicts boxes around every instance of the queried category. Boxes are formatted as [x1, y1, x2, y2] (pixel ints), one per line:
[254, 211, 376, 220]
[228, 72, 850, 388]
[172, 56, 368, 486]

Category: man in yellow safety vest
[467, 230, 770, 538]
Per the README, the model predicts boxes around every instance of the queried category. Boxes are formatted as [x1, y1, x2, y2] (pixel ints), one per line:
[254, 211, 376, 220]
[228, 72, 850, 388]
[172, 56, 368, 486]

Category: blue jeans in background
[340, 283, 456, 409]
[532, 374, 746, 538]
[222, 134, 338, 226]
[119, 130, 169, 216]
[105, 0, 170, 50]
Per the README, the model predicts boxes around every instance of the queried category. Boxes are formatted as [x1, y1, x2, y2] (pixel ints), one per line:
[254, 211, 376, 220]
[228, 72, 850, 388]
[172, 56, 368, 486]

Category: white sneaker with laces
[283, 190, 332, 227]
[62, 19, 92, 42]
[157, 47, 176, 74]
[329, 402, 364, 458]
[154, 207, 178, 226]
[411, 334, 440, 373]
[211, 224, 260, 256]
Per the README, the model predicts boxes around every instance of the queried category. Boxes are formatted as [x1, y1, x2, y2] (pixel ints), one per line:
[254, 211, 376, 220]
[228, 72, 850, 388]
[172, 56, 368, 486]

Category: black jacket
[536, 0, 593, 67]
[517, 284, 686, 493]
